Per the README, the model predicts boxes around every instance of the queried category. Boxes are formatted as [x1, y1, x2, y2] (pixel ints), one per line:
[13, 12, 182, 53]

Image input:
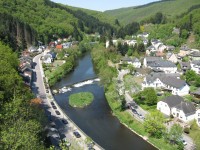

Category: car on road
[73, 131, 81, 138]
[46, 89, 49, 93]
[182, 139, 187, 146]
[51, 102, 55, 106]
[131, 109, 137, 114]
[61, 119, 68, 124]
[55, 110, 60, 115]
[52, 105, 57, 109]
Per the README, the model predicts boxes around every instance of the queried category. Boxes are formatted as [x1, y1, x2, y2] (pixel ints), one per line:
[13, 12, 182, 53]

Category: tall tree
[144, 110, 166, 138]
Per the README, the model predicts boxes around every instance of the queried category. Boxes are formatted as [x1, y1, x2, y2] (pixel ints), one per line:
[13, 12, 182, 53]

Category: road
[32, 53, 101, 150]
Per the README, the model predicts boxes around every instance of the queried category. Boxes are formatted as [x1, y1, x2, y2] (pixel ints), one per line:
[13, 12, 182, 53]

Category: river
[53, 53, 157, 150]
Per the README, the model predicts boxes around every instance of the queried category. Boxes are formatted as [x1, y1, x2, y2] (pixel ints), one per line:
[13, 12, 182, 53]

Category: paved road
[32, 53, 100, 149]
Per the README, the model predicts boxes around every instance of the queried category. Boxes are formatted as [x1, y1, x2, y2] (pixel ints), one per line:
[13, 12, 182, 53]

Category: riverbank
[91, 44, 177, 150]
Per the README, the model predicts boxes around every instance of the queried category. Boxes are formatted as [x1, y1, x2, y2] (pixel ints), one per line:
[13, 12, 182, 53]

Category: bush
[184, 127, 190, 134]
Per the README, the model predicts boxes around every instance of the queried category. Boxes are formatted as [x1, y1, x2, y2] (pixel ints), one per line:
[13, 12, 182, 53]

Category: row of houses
[19, 51, 33, 86]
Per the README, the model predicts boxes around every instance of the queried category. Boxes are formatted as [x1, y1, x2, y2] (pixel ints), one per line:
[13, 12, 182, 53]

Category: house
[106, 40, 118, 48]
[189, 51, 200, 61]
[180, 62, 191, 73]
[127, 40, 137, 46]
[178, 45, 191, 57]
[62, 42, 72, 49]
[166, 53, 178, 63]
[43, 54, 53, 64]
[142, 73, 189, 96]
[171, 101, 196, 122]
[195, 109, 200, 126]
[19, 56, 33, 68]
[143, 57, 162, 67]
[132, 58, 141, 68]
[191, 88, 200, 98]
[28, 46, 38, 53]
[144, 57, 177, 73]
[120, 57, 141, 68]
[137, 32, 149, 39]
[157, 95, 196, 122]
[157, 95, 184, 116]
[191, 60, 200, 74]
[48, 51, 57, 60]
[56, 44, 63, 50]
[166, 45, 175, 51]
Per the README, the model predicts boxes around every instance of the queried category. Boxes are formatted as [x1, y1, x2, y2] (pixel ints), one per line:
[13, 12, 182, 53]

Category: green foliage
[185, 70, 200, 86]
[164, 124, 183, 145]
[0, 42, 46, 149]
[69, 92, 94, 108]
[189, 121, 200, 150]
[105, 0, 200, 24]
[182, 56, 190, 62]
[144, 110, 166, 138]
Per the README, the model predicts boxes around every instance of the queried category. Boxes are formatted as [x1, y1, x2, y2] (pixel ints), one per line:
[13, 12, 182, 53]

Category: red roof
[56, 45, 63, 49]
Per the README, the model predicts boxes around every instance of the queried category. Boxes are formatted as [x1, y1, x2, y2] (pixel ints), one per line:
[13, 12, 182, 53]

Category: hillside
[0, 0, 116, 48]
[105, 0, 200, 24]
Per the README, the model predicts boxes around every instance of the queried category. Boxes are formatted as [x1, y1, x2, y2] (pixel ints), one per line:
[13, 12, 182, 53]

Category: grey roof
[145, 57, 162, 62]
[190, 51, 200, 57]
[180, 45, 190, 51]
[162, 95, 184, 108]
[192, 60, 200, 66]
[180, 62, 191, 70]
[148, 60, 176, 68]
[147, 45, 155, 50]
[161, 76, 187, 89]
[174, 101, 196, 115]
[146, 73, 185, 89]
[133, 58, 140, 62]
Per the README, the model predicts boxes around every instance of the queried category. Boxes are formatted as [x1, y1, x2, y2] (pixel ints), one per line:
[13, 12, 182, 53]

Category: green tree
[165, 124, 183, 145]
[144, 110, 166, 138]
[142, 88, 158, 106]
[137, 42, 145, 53]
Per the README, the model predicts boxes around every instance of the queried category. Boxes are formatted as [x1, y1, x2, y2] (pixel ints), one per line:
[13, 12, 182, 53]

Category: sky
[51, 0, 160, 12]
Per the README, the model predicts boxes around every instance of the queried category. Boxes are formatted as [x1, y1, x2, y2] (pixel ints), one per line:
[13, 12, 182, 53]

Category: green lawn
[69, 92, 94, 108]
[189, 121, 200, 150]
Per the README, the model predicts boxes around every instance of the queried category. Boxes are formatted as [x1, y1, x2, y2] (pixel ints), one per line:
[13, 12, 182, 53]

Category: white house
[166, 53, 178, 64]
[144, 57, 177, 73]
[120, 57, 141, 68]
[191, 60, 200, 74]
[106, 40, 118, 48]
[43, 54, 53, 64]
[171, 101, 196, 122]
[157, 96, 196, 123]
[195, 109, 200, 126]
[142, 73, 189, 96]
[157, 95, 184, 116]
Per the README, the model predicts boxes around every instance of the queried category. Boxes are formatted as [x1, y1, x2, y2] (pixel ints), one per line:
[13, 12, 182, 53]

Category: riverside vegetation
[69, 92, 94, 108]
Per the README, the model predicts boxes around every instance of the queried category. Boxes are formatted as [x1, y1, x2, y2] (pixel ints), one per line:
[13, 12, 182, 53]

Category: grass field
[69, 92, 94, 108]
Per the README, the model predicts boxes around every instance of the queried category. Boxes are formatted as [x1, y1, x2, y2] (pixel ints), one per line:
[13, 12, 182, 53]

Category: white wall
[157, 101, 171, 116]
[191, 63, 200, 74]
[133, 62, 141, 68]
[172, 107, 195, 122]
[196, 109, 200, 126]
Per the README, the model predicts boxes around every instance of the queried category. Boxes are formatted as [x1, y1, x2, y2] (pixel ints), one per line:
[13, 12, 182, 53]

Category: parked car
[182, 140, 187, 146]
[51, 102, 55, 106]
[132, 109, 137, 114]
[52, 105, 57, 109]
[73, 131, 81, 138]
[46, 89, 49, 93]
[55, 110, 60, 115]
[61, 119, 68, 124]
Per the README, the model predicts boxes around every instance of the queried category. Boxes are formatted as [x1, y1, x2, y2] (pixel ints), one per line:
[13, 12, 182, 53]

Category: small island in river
[69, 92, 94, 108]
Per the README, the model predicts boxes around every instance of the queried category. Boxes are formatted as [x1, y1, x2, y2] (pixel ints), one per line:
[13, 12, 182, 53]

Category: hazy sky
[51, 0, 159, 11]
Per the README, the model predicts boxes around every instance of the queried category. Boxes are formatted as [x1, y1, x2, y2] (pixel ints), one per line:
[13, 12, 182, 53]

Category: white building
[143, 57, 177, 73]
[142, 73, 189, 96]
[196, 109, 200, 127]
[157, 95, 196, 123]
[157, 95, 184, 116]
[171, 101, 196, 122]
[191, 60, 200, 74]
[120, 57, 141, 68]
[43, 54, 53, 64]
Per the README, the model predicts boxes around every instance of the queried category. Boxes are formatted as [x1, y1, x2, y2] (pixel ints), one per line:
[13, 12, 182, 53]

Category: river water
[53, 53, 157, 150]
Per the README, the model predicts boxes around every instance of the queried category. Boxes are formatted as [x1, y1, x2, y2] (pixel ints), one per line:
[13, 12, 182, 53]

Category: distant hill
[0, 0, 116, 49]
[104, 0, 200, 24]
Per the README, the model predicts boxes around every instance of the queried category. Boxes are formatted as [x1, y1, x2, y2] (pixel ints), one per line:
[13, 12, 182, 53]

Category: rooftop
[162, 95, 184, 108]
